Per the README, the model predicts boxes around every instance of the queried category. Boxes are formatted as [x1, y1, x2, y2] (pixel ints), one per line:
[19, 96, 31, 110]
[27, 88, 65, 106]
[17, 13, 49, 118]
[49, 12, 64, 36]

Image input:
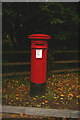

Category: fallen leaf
[42, 102, 45, 104]
[45, 100, 48, 103]
[8, 102, 11, 104]
[33, 97, 36, 100]
[16, 97, 18, 100]
[11, 114, 16, 117]
[61, 94, 64, 97]
[25, 115, 28, 117]
[20, 112, 23, 116]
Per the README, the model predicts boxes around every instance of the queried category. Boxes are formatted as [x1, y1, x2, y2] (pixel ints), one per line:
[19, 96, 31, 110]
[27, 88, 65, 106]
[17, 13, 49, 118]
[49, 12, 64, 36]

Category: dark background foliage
[2, 2, 79, 51]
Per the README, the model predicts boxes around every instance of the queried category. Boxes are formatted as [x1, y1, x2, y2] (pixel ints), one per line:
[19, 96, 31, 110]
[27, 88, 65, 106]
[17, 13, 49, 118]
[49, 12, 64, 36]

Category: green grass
[2, 72, 79, 110]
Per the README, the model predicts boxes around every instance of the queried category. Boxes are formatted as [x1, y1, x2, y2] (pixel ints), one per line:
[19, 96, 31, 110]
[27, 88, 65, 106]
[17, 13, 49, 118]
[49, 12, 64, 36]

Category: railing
[2, 50, 80, 76]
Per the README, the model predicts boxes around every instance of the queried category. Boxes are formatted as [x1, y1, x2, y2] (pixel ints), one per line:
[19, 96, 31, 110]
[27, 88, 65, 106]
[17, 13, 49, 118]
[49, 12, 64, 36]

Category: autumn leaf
[16, 94, 19, 96]
[76, 95, 80, 98]
[2, 113, 5, 116]
[16, 81, 18, 83]
[54, 97, 57, 99]
[36, 104, 41, 107]
[24, 77, 27, 80]
[5, 95, 8, 98]
[60, 98, 64, 100]
[61, 94, 64, 97]
[11, 114, 16, 117]
[42, 96, 45, 98]
[20, 112, 23, 117]
[8, 102, 11, 104]
[76, 102, 79, 104]
[45, 100, 48, 103]
[56, 103, 59, 105]
[42, 102, 45, 104]
[16, 97, 19, 100]
[25, 115, 28, 117]
[33, 97, 36, 100]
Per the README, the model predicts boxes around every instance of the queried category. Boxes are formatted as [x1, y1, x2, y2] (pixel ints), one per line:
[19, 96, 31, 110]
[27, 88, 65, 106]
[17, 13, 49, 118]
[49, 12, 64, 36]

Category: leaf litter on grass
[2, 72, 79, 110]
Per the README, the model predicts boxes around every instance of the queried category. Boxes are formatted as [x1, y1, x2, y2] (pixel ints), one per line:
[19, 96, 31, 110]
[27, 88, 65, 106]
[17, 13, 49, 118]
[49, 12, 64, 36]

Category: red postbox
[28, 34, 51, 96]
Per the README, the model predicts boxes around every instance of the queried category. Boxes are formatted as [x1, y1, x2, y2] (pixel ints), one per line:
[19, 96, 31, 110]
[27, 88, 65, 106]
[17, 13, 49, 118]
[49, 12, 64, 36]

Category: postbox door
[31, 48, 47, 84]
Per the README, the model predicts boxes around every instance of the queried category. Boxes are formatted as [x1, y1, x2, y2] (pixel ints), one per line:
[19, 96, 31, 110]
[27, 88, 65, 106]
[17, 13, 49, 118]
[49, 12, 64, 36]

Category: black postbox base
[30, 81, 46, 97]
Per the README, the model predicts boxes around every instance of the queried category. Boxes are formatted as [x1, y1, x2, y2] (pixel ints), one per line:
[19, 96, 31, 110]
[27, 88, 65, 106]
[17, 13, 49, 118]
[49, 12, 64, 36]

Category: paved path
[2, 105, 80, 118]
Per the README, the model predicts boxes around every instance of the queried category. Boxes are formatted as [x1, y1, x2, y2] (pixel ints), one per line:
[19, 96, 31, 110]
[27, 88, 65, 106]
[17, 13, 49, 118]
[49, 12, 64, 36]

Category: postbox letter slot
[35, 44, 44, 45]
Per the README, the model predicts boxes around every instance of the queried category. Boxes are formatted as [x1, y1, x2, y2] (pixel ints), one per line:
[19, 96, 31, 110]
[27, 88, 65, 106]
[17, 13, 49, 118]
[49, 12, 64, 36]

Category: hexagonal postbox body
[28, 34, 51, 96]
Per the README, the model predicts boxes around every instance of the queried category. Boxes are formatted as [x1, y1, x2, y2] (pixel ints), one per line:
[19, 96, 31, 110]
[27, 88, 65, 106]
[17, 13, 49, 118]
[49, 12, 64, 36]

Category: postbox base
[30, 81, 46, 97]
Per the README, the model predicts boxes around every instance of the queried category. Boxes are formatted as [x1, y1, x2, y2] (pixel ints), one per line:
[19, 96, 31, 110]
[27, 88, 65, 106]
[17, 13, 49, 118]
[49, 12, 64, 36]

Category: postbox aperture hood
[28, 34, 51, 40]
